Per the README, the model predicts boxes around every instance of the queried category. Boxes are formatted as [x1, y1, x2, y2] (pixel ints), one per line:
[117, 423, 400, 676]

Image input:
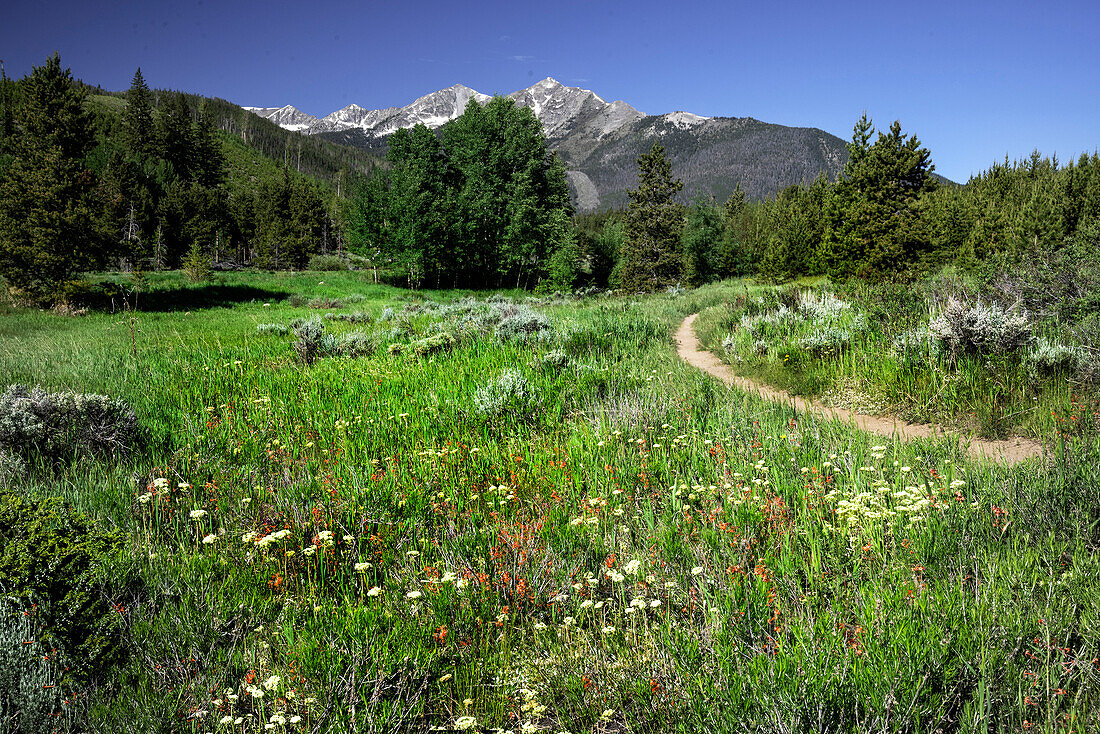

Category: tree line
[0, 54, 346, 303]
[563, 116, 1100, 295]
[2, 53, 1097, 304]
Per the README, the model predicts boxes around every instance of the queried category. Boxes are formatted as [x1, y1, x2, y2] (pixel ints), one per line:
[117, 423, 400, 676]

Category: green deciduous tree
[617, 142, 684, 292]
[384, 97, 573, 289]
[0, 53, 102, 303]
[385, 124, 454, 287]
[682, 199, 722, 286]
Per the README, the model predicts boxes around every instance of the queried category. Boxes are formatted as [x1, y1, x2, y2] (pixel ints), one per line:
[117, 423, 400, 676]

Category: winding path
[675, 314, 1044, 465]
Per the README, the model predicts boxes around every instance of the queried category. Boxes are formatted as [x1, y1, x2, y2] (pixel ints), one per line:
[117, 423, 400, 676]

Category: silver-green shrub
[1027, 337, 1098, 382]
[540, 349, 571, 373]
[255, 323, 291, 335]
[798, 291, 851, 320]
[495, 305, 552, 343]
[929, 298, 1032, 357]
[325, 311, 372, 324]
[474, 369, 539, 420]
[891, 328, 945, 361]
[0, 385, 138, 464]
[798, 326, 854, 357]
[293, 318, 325, 366]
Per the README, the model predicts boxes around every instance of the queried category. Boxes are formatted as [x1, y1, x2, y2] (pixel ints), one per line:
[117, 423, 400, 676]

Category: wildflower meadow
[0, 271, 1098, 733]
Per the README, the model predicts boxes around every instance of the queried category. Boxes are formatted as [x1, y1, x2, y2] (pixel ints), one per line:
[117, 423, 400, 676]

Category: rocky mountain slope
[246, 78, 851, 210]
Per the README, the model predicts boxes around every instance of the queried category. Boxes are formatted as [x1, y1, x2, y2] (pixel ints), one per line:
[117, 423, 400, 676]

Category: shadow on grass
[88, 283, 292, 312]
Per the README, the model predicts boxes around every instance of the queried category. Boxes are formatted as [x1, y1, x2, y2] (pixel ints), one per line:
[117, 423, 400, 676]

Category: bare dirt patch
[676, 314, 1044, 465]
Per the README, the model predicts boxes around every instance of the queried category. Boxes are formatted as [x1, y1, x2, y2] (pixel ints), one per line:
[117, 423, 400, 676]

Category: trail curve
[675, 314, 1044, 465]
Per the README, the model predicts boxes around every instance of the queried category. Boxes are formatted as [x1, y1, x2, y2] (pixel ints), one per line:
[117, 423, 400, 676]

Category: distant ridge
[246, 78, 852, 211]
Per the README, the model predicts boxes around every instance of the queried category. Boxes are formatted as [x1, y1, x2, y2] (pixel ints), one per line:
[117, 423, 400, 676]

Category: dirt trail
[675, 314, 1044, 465]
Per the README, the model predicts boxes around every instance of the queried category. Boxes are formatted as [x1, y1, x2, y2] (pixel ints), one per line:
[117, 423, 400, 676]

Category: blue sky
[2, 0, 1097, 183]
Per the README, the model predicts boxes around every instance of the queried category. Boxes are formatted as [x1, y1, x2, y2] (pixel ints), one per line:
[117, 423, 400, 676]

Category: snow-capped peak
[244, 105, 319, 132]
[664, 111, 710, 130]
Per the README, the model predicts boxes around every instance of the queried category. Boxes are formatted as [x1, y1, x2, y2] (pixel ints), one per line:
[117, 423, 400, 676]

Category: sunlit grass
[1, 272, 1097, 733]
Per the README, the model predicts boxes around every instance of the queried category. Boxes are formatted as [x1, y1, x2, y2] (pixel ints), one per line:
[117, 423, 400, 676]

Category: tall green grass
[0, 271, 1097, 733]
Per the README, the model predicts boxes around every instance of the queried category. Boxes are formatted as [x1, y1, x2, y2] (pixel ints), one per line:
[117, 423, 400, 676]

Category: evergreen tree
[157, 92, 194, 182]
[717, 184, 756, 276]
[121, 68, 154, 158]
[617, 142, 684, 292]
[191, 101, 225, 189]
[0, 61, 14, 147]
[0, 53, 100, 303]
[760, 178, 828, 280]
[822, 116, 937, 279]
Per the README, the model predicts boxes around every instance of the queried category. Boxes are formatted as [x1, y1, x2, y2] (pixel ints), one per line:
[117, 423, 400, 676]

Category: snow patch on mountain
[665, 111, 710, 130]
[244, 105, 319, 132]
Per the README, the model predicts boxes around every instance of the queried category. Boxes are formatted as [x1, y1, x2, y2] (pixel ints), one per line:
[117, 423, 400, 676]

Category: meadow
[1, 271, 1098, 733]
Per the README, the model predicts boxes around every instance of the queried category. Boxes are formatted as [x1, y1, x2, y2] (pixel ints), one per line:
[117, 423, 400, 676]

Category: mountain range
[246, 78, 851, 211]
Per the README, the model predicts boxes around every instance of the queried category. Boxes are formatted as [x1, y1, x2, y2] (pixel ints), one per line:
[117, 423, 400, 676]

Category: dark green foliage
[717, 185, 754, 277]
[0, 491, 126, 685]
[180, 240, 212, 282]
[544, 210, 582, 292]
[0, 384, 139, 466]
[823, 115, 938, 279]
[0, 54, 101, 303]
[121, 68, 153, 158]
[383, 97, 574, 289]
[682, 199, 722, 286]
[0, 57, 367, 283]
[385, 124, 453, 287]
[0, 62, 14, 144]
[344, 169, 389, 259]
[252, 167, 328, 269]
[758, 177, 828, 281]
[618, 143, 685, 292]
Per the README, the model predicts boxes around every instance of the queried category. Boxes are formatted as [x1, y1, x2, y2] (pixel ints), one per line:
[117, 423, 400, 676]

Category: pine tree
[121, 68, 154, 158]
[0, 53, 101, 303]
[191, 101, 225, 189]
[0, 61, 15, 146]
[822, 116, 937, 279]
[617, 142, 684, 292]
[157, 92, 194, 181]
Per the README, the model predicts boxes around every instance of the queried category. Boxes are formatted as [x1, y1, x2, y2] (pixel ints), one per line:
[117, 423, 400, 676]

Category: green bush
[0, 491, 126, 685]
[307, 254, 349, 271]
[0, 385, 139, 466]
[411, 331, 456, 356]
[539, 349, 571, 373]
